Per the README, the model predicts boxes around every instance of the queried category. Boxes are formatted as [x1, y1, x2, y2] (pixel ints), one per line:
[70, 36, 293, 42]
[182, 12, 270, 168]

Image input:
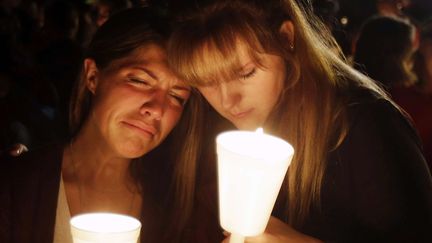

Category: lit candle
[70, 213, 141, 243]
[216, 128, 294, 243]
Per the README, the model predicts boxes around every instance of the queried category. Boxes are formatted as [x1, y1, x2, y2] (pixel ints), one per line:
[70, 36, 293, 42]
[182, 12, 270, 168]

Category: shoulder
[0, 142, 64, 200]
[0, 143, 64, 242]
[333, 87, 431, 207]
[338, 89, 426, 171]
[1, 143, 64, 182]
[345, 87, 398, 118]
[327, 89, 432, 240]
[345, 88, 419, 145]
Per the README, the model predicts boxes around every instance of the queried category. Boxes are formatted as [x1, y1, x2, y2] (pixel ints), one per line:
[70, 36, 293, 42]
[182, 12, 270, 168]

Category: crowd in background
[1, 0, 432, 170]
[0, 0, 139, 155]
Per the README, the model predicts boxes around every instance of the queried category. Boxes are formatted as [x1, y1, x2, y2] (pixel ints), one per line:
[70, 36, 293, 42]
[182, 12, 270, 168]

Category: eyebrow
[172, 85, 191, 92]
[132, 66, 191, 92]
[134, 67, 159, 81]
[233, 62, 255, 75]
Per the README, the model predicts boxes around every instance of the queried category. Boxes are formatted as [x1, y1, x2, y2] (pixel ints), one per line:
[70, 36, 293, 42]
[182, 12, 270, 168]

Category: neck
[69, 126, 133, 191]
[62, 123, 142, 217]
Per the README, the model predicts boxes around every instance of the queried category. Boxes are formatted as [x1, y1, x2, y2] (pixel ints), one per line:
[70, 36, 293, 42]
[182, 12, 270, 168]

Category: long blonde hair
[168, 0, 389, 227]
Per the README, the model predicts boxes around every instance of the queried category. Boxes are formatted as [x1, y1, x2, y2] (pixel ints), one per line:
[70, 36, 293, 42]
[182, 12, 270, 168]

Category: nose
[219, 82, 241, 110]
[139, 90, 166, 120]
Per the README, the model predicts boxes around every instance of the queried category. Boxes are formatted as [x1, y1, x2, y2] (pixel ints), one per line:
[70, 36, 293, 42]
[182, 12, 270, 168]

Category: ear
[279, 20, 295, 49]
[83, 58, 99, 94]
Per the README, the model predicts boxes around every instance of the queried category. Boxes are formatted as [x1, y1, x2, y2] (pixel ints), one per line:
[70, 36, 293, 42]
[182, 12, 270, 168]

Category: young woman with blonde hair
[167, 0, 432, 242]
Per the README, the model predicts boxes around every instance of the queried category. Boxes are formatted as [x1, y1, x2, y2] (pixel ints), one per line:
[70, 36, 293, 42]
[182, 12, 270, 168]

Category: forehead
[107, 44, 184, 83]
[195, 39, 264, 84]
[128, 44, 167, 65]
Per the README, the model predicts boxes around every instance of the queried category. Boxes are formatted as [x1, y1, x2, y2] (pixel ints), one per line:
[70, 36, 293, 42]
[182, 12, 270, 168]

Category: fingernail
[21, 145, 28, 152]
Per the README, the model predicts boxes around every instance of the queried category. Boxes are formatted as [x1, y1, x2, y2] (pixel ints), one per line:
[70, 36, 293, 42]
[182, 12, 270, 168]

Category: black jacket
[0, 144, 63, 243]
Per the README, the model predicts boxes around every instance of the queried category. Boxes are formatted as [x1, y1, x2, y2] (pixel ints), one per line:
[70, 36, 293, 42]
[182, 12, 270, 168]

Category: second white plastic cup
[70, 213, 141, 243]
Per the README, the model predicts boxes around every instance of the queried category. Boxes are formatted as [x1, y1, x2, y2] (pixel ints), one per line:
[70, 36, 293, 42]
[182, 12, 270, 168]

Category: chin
[234, 122, 263, 131]
[120, 149, 146, 159]
[117, 142, 151, 159]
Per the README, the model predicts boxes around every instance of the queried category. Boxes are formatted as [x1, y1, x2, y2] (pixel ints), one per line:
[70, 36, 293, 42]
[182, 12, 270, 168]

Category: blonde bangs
[168, 14, 266, 87]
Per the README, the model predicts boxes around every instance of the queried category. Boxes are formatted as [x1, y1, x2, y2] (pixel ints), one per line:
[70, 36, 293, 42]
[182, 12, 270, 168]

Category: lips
[122, 120, 158, 137]
[231, 108, 253, 118]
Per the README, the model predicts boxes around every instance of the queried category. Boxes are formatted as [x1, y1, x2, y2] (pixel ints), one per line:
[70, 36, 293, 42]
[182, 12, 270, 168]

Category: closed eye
[129, 77, 151, 86]
[170, 93, 188, 107]
[240, 68, 257, 80]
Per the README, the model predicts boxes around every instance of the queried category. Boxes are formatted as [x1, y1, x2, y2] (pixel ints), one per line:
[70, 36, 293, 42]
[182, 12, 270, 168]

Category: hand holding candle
[216, 128, 294, 243]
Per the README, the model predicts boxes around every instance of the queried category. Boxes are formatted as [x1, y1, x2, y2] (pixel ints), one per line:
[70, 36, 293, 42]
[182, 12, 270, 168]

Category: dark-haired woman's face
[198, 42, 286, 130]
[86, 44, 190, 158]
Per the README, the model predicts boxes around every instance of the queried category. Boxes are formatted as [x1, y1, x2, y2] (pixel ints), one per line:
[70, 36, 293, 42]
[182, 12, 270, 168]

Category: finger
[8, 144, 28, 157]
[221, 236, 230, 243]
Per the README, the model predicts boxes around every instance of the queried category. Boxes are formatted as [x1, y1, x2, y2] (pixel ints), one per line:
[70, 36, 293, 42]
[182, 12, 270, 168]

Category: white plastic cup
[70, 213, 141, 243]
[216, 130, 294, 237]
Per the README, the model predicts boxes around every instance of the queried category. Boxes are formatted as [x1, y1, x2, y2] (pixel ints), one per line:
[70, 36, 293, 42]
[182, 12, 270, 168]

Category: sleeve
[0, 160, 13, 243]
[340, 99, 432, 242]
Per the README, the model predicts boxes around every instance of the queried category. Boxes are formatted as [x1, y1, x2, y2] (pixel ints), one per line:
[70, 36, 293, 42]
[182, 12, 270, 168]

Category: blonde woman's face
[198, 43, 286, 130]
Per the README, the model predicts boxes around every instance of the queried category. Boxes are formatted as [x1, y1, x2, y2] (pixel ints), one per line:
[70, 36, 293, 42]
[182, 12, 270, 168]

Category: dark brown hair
[69, 7, 203, 239]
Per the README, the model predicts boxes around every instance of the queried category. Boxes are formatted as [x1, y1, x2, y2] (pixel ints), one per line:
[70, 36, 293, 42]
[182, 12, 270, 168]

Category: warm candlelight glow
[255, 127, 264, 134]
[70, 213, 141, 243]
[216, 130, 294, 242]
[217, 130, 293, 162]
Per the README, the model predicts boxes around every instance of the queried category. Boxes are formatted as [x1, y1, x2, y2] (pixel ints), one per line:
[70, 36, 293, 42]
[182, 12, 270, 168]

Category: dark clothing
[189, 91, 432, 242]
[0, 144, 169, 243]
[0, 144, 63, 243]
[390, 85, 432, 171]
[291, 94, 432, 242]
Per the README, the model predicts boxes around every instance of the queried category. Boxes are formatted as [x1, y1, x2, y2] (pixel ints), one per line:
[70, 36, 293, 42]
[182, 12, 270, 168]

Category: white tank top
[53, 174, 73, 243]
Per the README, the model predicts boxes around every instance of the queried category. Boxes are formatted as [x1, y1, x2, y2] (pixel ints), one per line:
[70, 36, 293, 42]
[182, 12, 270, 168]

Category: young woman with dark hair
[0, 7, 203, 243]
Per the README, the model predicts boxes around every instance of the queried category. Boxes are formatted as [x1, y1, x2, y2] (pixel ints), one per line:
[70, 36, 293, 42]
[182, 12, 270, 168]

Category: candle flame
[255, 127, 264, 134]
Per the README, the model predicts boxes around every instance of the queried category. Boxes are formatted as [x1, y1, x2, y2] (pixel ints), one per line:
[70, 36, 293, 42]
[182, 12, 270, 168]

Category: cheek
[266, 60, 286, 100]
[199, 88, 220, 108]
[90, 97, 111, 124]
[163, 110, 183, 132]
[265, 74, 284, 103]
[92, 90, 133, 131]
